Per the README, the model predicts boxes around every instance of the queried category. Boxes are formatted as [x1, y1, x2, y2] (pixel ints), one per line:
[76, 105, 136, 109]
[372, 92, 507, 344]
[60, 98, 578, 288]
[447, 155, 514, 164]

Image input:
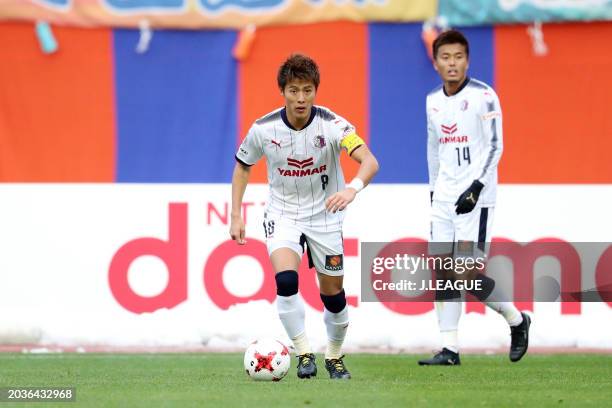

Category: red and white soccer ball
[244, 339, 291, 381]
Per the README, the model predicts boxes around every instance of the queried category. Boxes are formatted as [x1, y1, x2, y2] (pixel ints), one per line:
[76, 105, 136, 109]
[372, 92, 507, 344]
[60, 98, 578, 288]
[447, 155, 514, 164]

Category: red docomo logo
[108, 203, 612, 315]
[108, 203, 188, 314]
[108, 203, 359, 314]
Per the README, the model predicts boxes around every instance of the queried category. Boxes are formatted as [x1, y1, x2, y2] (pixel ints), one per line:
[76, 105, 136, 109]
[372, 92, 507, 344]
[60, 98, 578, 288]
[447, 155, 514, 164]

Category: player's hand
[229, 215, 246, 244]
[325, 188, 357, 213]
[455, 180, 484, 214]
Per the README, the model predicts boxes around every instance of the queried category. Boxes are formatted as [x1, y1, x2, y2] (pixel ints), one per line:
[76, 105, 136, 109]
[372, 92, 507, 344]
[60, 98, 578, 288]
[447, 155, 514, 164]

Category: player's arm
[325, 135, 379, 213]
[475, 92, 504, 184]
[426, 104, 439, 204]
[455, 92, 504, 214]
[230, 125, 262, 243]
[348, 144, 379, 186]
[230, 162, 251, 244]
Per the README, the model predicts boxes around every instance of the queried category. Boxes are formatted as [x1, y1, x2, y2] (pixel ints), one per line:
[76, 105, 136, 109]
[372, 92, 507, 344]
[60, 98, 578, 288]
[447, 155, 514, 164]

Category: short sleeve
[235, 125, 263, 166]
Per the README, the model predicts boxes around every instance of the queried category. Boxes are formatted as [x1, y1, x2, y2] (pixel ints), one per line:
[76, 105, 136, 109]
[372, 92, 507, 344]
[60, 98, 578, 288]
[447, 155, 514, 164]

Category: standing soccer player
[419, 30, 531, 365]
[230, 54, 379, 379]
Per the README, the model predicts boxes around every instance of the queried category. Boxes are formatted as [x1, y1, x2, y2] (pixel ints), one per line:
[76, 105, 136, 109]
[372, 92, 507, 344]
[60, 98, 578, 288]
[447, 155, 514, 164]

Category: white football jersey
[236, 106, 364, 228]
[427, 77, 503, 206]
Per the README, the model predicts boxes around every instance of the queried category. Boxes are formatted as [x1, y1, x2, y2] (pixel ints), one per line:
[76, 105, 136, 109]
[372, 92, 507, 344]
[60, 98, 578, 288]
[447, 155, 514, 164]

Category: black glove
[430, 191, 434, 205]
[455, 180, 484, 214]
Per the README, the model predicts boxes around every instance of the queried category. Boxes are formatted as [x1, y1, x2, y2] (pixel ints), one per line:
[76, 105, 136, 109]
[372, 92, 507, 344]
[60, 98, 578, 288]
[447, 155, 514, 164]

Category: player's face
[434, 43, 469, 84]
[282, 78, 316, 124]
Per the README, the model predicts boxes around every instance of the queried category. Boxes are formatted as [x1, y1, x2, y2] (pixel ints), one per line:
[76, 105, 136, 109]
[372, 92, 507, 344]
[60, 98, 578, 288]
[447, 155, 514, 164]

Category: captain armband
[340, 133, 365, 155]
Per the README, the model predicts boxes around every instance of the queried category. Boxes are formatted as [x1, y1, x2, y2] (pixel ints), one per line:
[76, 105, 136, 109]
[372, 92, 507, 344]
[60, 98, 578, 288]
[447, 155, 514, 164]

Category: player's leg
[455, 207, 530, 362]
[306, 229, 351, 379]
[419, 201, 462, 366]
[270, 248, 311, 354]
[478, 209, 530, 362]
[319, 273, 351, 379]
[266, 219, 316, 378]
[455, 207, 523, 324]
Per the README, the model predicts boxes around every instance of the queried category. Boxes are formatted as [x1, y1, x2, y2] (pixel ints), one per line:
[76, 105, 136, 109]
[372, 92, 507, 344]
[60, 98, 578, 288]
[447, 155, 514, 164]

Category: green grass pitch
[1, 353, 611, 407]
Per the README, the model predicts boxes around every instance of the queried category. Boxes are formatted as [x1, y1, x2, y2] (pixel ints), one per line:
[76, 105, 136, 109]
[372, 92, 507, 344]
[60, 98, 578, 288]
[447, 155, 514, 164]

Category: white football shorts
[263, 214, 344, 277]
[429, 200, 495, 257]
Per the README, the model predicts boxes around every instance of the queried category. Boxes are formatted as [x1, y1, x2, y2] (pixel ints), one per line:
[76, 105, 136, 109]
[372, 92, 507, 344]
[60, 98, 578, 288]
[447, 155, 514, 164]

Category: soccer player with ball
[420, 29, 531, 366]
[230, 54, 379, 379]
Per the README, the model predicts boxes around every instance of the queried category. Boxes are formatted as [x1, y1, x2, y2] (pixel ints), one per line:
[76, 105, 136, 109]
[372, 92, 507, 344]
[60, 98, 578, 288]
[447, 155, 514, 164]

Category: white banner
[0, 184, 611, 350]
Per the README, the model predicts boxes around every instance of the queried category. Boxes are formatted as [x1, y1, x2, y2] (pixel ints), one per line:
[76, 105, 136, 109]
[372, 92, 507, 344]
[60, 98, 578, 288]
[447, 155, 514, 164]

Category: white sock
[481, 284, 523, 327]
[435, 300, 461, 353]
[291, 332, 312, 356]
[485, 301, 523, 326]
[276, 294, 312, 355]
[441, 330, 459, 354]
[324, 306, 349, 360]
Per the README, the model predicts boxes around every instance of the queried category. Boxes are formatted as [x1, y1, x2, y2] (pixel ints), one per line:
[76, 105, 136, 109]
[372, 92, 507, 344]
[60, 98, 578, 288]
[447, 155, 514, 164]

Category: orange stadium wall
[496, 23, 612, 183]
[0, 24, 115, 182]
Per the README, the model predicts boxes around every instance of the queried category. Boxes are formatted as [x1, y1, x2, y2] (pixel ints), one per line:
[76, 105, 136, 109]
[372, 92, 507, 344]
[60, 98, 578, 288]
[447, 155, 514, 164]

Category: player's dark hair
[433, 29, 469, 59]
[277, 54, 320, 91]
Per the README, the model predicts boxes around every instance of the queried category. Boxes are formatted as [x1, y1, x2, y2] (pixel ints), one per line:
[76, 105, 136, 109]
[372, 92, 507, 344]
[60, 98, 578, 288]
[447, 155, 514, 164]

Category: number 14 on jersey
[455, 147, 471, 166]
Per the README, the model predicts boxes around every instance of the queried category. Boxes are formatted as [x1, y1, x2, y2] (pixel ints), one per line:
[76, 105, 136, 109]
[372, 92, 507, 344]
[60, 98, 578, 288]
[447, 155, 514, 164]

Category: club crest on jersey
[325, 255, 343, 271]
[460, 100, 469, 111]
[313, 135, 326, 148]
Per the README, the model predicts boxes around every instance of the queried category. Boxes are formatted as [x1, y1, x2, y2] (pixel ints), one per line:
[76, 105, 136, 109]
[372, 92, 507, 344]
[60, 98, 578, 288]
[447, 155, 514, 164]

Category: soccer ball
[244, 339, 291, 381]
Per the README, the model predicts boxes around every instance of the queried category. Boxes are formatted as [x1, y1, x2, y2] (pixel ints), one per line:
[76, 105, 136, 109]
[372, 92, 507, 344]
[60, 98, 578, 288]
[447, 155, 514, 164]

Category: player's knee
[320, 289, 346, 313]
[275, 270, 299, 296]
[468, 273, 495, 301]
